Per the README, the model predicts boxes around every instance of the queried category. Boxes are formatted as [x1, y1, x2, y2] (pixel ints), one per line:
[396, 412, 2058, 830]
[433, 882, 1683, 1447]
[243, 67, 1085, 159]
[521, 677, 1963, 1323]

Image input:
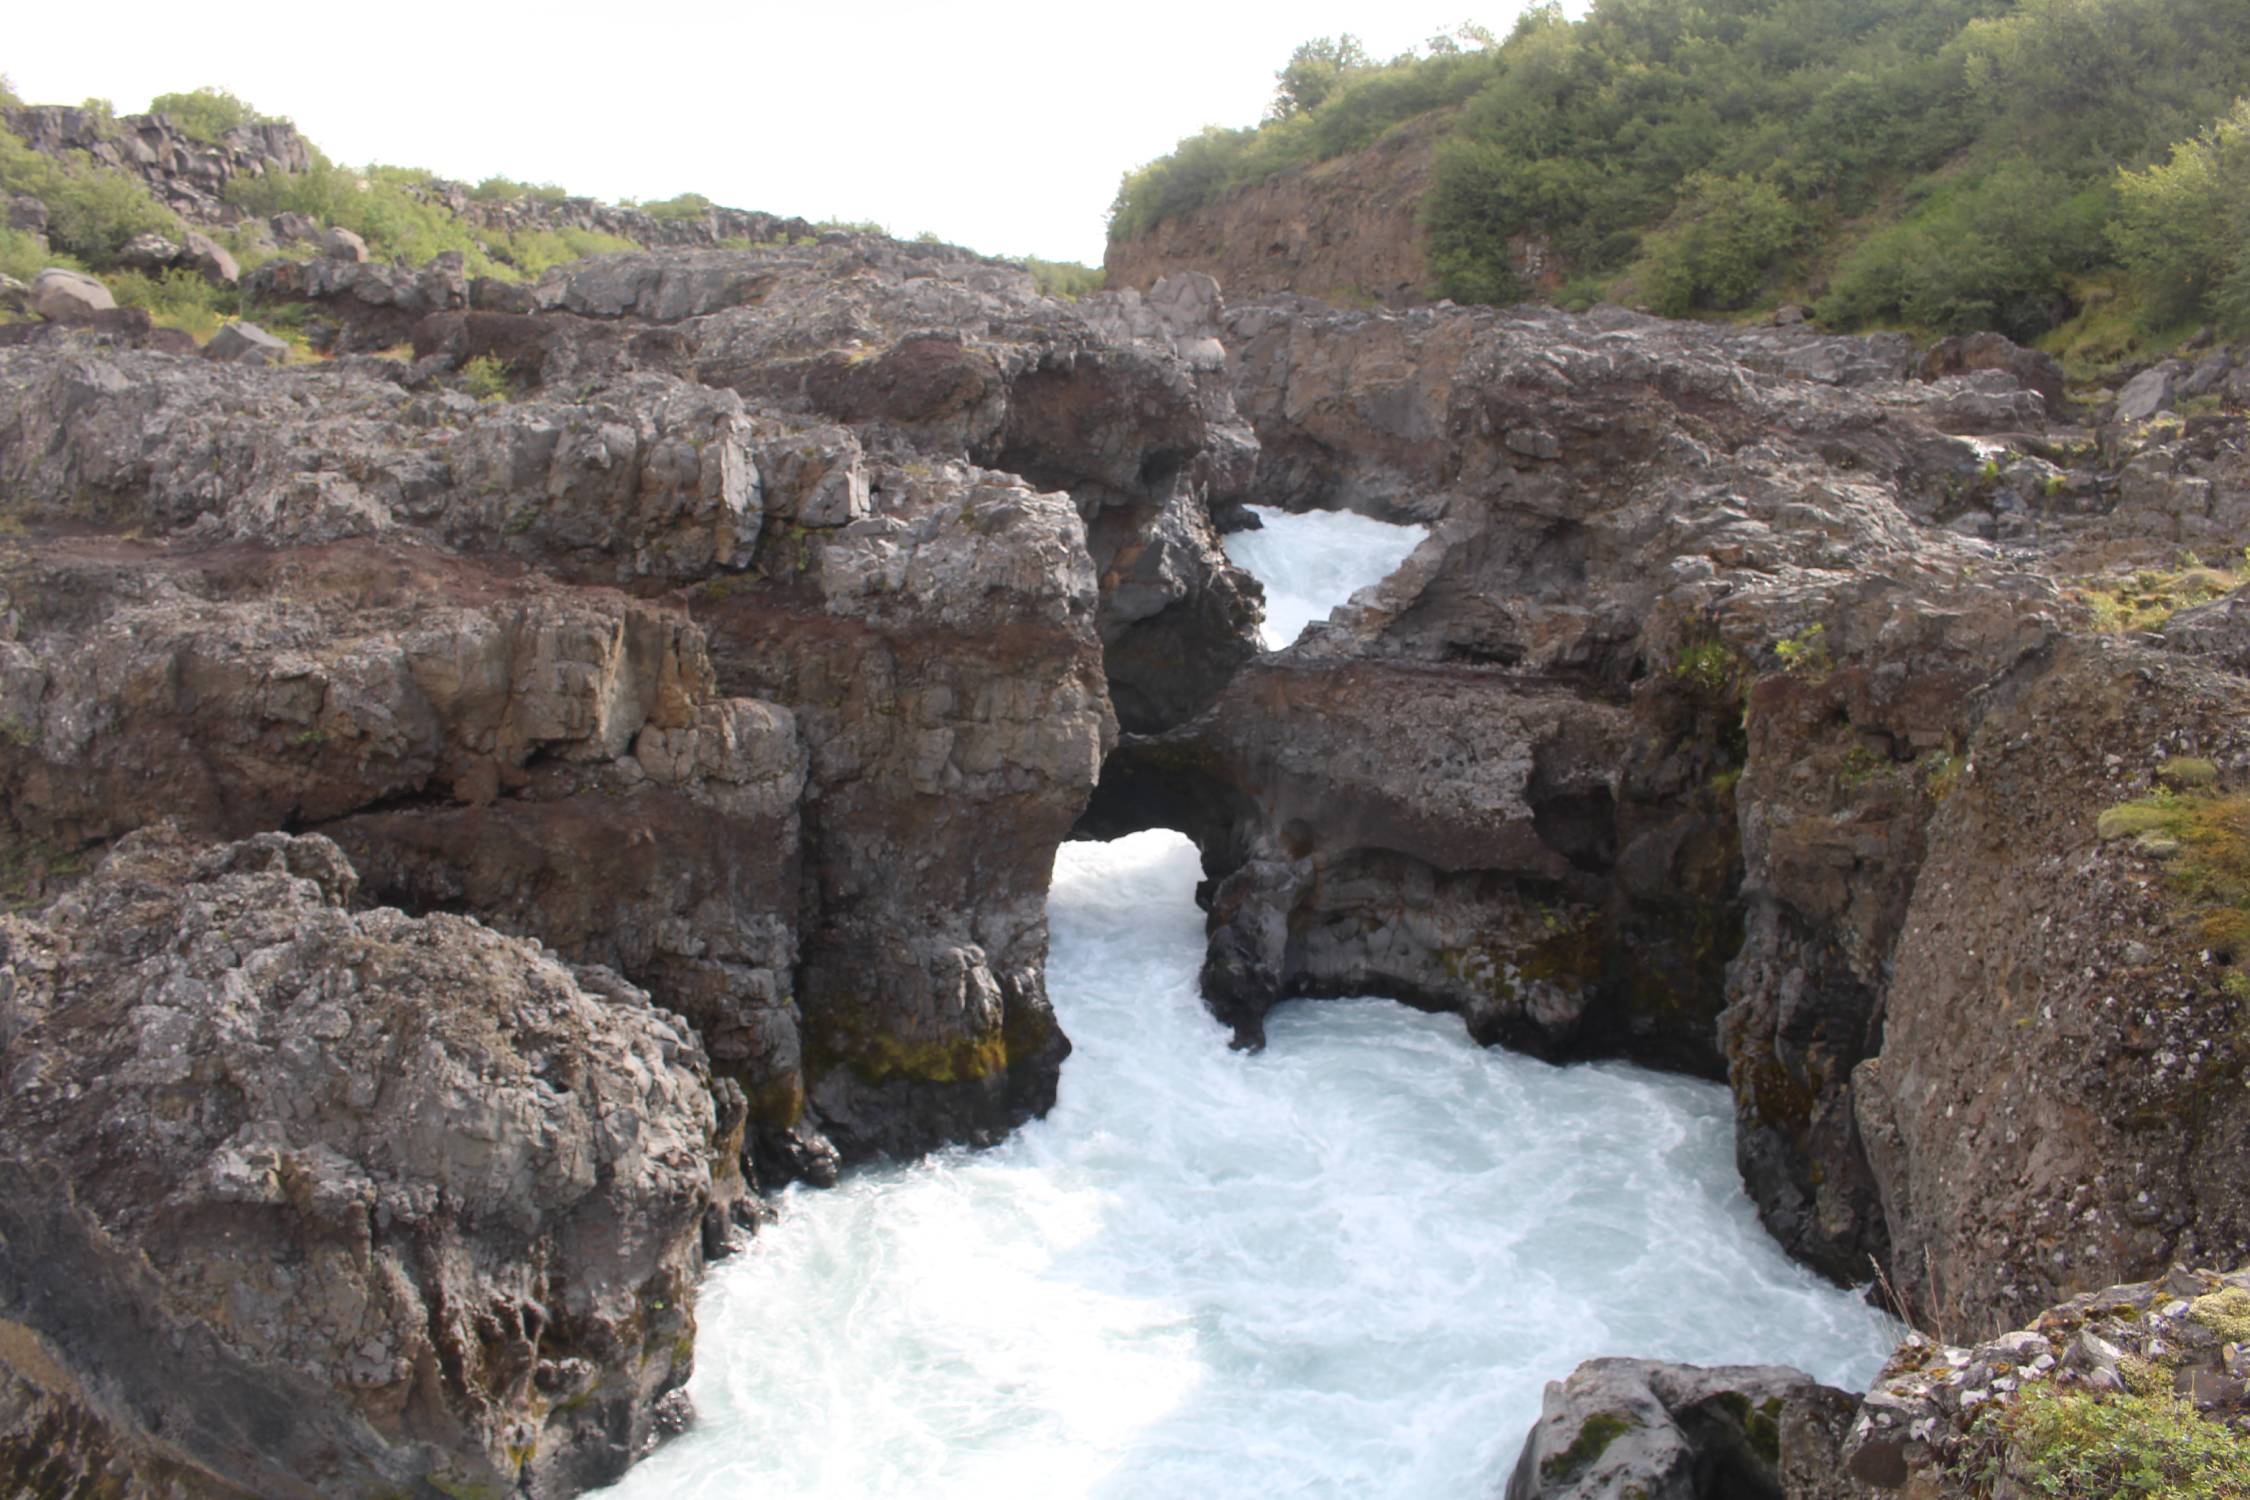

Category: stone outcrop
[414, 178, 821, 258]
[1104, 111, 1447, 309]
[0, 234, 1286, 1490]
[29, 267, 114, 321]
[1506, 1358, 1869, 1500]
[0, 238, 1274, 1187]
[3, 104, 311, 228]
[11, 191, 2250, 1492]
[0, 103, 815, 263]
[1089, 301, 2050, 1114]
[1843, 1265, 2250, 1495]
[1076, 286, 2250, 1343]
[0, 827, 733, 1497]
[1853, 638, 2250, 1333]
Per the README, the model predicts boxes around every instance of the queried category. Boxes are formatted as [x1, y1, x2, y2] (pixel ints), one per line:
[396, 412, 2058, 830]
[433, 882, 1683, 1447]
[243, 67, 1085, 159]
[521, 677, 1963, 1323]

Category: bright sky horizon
[8, 2, 1567, 267]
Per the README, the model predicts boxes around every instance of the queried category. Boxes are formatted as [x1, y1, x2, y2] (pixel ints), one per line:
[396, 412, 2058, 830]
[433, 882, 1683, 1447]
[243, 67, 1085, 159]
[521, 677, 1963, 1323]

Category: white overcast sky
[7, 2, 1567, 266]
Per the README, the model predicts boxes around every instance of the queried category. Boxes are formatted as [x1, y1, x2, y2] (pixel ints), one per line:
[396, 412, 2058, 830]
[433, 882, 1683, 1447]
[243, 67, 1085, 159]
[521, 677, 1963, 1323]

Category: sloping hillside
[1105, 0, 2250, 374]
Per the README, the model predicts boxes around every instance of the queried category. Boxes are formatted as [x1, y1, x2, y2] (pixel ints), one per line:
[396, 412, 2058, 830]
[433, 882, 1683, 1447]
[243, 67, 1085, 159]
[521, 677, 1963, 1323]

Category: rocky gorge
[2, 182, 2249, 1495]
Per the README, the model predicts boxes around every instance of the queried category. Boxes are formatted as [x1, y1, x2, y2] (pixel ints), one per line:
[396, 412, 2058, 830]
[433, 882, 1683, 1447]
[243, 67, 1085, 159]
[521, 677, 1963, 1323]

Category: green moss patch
[2096, 787, 2250, 961]
[2068, 559, 2250, 636]
[1541, 1410, 1641, 1485]
[2191, 1286, 2250, 1344]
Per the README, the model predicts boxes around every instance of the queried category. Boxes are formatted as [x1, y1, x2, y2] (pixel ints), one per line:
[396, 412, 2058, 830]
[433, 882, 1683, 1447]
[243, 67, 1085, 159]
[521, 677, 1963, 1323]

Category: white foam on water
[1220, 504, 1428, 650]
[596, 832, 1899, 1500]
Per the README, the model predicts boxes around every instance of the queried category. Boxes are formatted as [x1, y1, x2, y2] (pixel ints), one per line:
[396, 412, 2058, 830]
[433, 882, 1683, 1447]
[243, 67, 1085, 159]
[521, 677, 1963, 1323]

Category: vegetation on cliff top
[1, 81, 1101, 337]
[1107, 0, 2250, 352]
[1977, 1379, 2250, 1499]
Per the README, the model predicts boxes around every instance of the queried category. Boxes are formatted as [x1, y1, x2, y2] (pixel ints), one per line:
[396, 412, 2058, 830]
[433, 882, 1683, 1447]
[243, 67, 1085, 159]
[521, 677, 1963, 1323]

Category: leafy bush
[1021, 257, 1103, 300]
[147, 88, 279, 144]
[1270, 35, 1372, 120]
[461, 355, 512, 401]
[1988, 1382, 2250, 1499]
[2111, 96, 2250, 332]
[469, 176, 569, 203]
[1110, 0, 2250, 345]
[0, 225, 72, 282]
[488, 225, 640, 276]
[108, 267, 237, 339]
[1640, 172, 1805, 316]
[642, 193, 714, 222]
[224, 159, 500, 273]
[1817, 161, 2109, 339]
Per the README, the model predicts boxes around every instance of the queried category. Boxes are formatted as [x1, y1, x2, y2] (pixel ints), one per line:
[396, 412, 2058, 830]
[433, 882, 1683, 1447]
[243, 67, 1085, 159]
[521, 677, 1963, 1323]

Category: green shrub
[147, 88, 279, 144]
[469, 176, 569, 203]
[0, 118, 182, 266]
[224, 159, 503, 274]
[108, 267, 237, 339]
[2096, 783, 2250, 960]
[1021, 257, 1104, 300]
[1107, 0, 2250, 344]
[642, 192, 714, 221]
[461, 355, 512, 401]
[1987, 1382, 2250, 1499]
[1641, 172, 1805, 317]
[487, 225, 639, 277]
[0, 225, 73, 282]
[1270, 35, 1373, 120]
[1818, 161, 2109, 339]
[2112, 96, 2250, 332]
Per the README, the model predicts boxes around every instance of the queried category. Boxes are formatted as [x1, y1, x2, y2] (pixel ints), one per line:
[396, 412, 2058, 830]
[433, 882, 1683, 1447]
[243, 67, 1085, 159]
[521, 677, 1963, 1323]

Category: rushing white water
[1221, 504, 1428, 650]
[598, 832, 1898, 1500]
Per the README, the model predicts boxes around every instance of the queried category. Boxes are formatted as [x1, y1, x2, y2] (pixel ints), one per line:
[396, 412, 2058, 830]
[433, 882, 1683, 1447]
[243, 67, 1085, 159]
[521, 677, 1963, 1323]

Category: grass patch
[2097, 785, 2250, 961]
[2068, 554, 2250, 635]
[1773, 621, 1832, 675]
[107, 267, 237, 340]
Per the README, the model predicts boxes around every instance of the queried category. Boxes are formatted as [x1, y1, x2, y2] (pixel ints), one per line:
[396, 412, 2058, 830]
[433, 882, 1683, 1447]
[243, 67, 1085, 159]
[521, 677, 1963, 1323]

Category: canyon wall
[1103, 114, 1443, 309]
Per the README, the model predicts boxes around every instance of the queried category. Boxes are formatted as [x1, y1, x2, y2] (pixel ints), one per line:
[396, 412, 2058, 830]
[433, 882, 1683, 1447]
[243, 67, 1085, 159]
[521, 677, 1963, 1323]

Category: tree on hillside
[1270, 36, 1372, 121]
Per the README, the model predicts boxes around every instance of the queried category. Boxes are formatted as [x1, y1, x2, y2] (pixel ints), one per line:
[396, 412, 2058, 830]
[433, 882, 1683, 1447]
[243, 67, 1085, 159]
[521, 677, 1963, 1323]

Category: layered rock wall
[1103, 113, 1445, 309]
[0, 238, 1276, 1492]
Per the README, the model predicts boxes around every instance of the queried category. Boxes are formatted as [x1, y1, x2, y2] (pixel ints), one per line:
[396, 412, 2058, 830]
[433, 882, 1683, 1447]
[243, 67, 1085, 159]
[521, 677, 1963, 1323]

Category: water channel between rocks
[595, 507, 1900, 1500]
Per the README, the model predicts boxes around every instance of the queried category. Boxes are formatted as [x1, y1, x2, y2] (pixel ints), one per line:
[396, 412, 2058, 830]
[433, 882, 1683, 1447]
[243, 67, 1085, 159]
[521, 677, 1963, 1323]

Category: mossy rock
[1541, 1410, 1641, 1484]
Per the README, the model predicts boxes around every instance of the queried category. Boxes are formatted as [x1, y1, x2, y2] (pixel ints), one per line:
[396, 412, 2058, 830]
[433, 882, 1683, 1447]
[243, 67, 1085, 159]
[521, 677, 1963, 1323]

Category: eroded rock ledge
[1087, 290, 2250, 1332]
[0, 827, 731, 1497]
[9, 226, 2250, 1494]
[0, 241, 1280, 1493]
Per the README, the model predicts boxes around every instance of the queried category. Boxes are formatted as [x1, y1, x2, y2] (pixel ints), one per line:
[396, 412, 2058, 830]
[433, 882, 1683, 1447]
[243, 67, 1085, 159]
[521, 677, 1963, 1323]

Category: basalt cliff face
[5, 225, 2250, 1495]
[0, 239, 1265, 1494]
[1082, 288, 2250, 1331]
[1102, 112, 1446, 309]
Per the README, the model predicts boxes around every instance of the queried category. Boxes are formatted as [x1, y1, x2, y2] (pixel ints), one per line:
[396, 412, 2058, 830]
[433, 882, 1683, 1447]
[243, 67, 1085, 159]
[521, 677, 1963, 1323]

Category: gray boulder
[1917, 329, 2067, 416]
[204, 319, 289, 365]
[320, 225, 371, 263]
[181, 228, 240, 285]
[1505, 1359, 1869, 1500]
[116, 231, 181, 272]
[270, 209, 320, 245]
[30, 266, 115, 320]
[2117, 358, 2189, 422]
[0, 826, 737, 1497]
